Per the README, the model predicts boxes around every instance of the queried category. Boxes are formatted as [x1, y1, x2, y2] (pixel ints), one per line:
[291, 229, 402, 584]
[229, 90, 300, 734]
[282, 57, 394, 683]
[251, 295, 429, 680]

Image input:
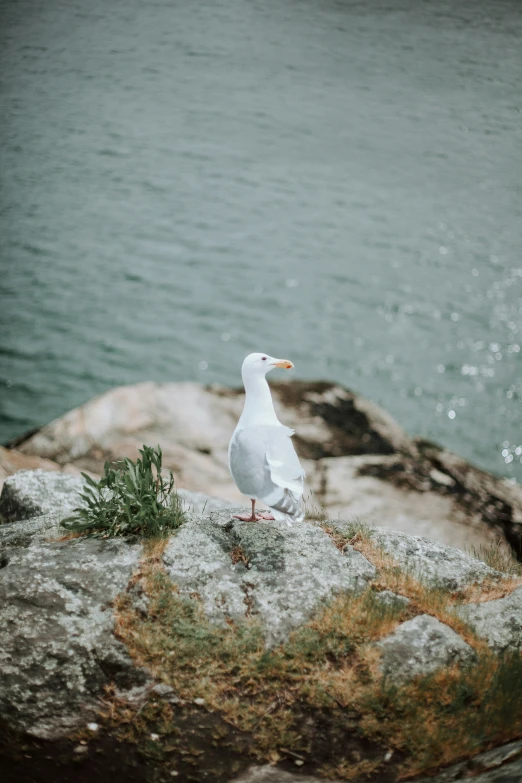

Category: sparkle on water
[0, 0, 521, 483]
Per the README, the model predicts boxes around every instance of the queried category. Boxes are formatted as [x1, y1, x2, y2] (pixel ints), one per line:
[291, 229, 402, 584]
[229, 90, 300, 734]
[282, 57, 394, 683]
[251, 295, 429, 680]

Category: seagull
[228, 352, 306, 524]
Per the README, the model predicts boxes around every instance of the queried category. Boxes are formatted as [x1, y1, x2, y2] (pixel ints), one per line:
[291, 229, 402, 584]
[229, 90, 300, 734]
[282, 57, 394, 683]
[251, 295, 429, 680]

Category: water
[1, 0, 521, 482]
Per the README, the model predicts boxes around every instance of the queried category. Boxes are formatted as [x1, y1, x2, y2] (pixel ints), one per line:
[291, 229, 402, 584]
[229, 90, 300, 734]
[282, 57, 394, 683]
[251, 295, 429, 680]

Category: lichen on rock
[0, 536, 146, 739]
[163, 508, 376, 646]
[376, 614, 476, 683]
[369, 526, 503, 591]
[0, 469, 86, 523]
[1, 466, 521, 782]
[455, 587, 522, 652]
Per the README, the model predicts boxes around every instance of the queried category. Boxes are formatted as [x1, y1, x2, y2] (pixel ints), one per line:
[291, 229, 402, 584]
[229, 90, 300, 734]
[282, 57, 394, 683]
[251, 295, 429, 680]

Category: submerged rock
[377, 614, 476, 683]
[163, 508, 375, 646]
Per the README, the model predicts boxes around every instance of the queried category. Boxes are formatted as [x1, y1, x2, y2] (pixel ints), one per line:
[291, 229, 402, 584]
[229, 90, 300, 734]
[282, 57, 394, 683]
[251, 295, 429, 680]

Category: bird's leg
[233, 499, 258, 522]
[233, 499, 275, 522]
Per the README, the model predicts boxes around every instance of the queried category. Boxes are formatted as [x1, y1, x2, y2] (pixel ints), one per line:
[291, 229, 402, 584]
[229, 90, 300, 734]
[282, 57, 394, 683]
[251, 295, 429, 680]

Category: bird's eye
[262, 356, 267, 361]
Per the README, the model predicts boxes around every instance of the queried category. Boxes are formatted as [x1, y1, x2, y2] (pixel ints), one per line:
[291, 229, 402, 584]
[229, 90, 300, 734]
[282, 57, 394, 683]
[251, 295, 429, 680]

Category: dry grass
[111, 535, 522, 781]
[230, 546, 250, 567]
[323, 520, 522, 610]
[303, 490, 329, 522]
[469, 539, 522, 577]
[49, 531, 86, 542]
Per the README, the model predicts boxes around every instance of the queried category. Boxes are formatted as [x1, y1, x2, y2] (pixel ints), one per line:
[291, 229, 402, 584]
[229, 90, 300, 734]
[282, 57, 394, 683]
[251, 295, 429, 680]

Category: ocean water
[0, 0, 521, 482]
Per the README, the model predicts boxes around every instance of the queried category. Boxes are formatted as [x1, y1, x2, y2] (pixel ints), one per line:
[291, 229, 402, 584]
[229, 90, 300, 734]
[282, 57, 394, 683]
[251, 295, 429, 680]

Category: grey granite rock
[412, 739, 522, 783]
[455, 586, 522, 652]
[377, 614, 475, 683]
[12, 379, 522, 553]
[1, 466, 519, 760]
[374, 589, 410, 607]
[0, 469, 86, 523]
[370, 526, 502, 590]
[0, 536, 146, 739]
[163, 508, 376, 646]
[177, 488, 234, 514]
[230, 742, 522, 783]
[0, 472, 232, 549]
[229, 766, 343, 783]
[0, 513, 63, 551]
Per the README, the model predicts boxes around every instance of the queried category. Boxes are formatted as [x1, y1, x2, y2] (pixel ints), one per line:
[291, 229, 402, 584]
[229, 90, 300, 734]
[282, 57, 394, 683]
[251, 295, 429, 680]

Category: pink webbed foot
[233, 512, 275, 522]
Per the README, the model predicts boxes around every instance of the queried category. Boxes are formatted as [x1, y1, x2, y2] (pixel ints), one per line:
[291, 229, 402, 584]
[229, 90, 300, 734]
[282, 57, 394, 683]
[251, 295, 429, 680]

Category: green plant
[62, 445, 186, 538]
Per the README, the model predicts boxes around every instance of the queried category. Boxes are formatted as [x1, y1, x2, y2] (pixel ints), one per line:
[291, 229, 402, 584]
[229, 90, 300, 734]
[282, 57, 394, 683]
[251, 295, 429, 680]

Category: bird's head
[241, 352, 294, 379]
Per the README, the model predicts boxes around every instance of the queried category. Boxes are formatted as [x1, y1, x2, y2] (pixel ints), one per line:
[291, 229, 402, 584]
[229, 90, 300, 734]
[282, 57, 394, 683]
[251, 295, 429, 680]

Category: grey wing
[229, 427, 273, 498]
[230, 425, 305, 513]
[264, 426, 305, 498]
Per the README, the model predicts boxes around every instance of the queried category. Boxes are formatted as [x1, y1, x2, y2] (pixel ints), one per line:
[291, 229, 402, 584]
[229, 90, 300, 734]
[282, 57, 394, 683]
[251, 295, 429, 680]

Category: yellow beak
[272, 359, 294, 369]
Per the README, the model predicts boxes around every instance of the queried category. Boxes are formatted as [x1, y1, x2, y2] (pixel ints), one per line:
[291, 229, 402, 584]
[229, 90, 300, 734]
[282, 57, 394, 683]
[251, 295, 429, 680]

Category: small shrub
[62, 445, 186, 538]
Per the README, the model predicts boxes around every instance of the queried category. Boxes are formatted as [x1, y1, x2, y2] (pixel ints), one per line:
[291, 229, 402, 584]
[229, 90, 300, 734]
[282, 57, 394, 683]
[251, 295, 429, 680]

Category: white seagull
[228, 352, 306, 524]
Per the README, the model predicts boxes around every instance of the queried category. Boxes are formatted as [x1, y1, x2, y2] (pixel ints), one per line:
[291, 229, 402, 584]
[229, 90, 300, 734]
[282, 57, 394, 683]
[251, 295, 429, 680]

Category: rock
[376, 615, 476, 683]
[374, 589, 410, 607]
[10, 381, 522, 553]
[0, 471, 232, 551]
[412, 739, 522, 783]
[369, 526, 502, 591]
[415, 440, 522, 557]
[0, 536, 146, 739]
[313, 454, 505, 554]
[177, 488, 234, 514]
[0, 469, 86, 523]
[0, 513, 63, 551]
[454, 587, 522, 652]
[229, 766, 344, 783]
[163, 508, 376, 646]
[150, 684, 175, 698]
[0, 445, 84, 495]
[0, 467, 520, 780]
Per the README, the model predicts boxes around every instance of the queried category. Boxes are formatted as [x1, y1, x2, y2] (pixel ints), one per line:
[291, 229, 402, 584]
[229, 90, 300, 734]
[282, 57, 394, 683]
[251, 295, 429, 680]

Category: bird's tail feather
[268, 488, 304, 525]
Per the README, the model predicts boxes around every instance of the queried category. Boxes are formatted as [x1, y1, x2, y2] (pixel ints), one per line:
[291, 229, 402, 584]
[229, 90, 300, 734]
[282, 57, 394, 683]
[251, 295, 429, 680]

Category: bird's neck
[239, 374, 280, 428]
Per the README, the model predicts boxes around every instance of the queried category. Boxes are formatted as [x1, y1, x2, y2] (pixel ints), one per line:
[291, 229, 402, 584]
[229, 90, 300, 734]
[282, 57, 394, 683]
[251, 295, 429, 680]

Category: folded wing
[229, 425, 305, 522]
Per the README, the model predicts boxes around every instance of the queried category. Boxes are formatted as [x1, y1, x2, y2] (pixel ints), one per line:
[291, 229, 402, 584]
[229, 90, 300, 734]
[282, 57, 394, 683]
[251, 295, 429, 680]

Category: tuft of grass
[469, 539, 522, 577]
[111, 537, 522, 781]
[323, 520, 522, 608]
[61, 445, 186, 538]
[302, 491, 329, 522]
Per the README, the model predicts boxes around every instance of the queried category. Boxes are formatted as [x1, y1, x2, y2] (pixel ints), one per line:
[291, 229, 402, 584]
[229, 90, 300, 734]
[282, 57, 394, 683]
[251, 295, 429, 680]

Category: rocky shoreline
[1, 381, 522, 782]
[2, 380, 521, 556]
[1, 470, 521, 783]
